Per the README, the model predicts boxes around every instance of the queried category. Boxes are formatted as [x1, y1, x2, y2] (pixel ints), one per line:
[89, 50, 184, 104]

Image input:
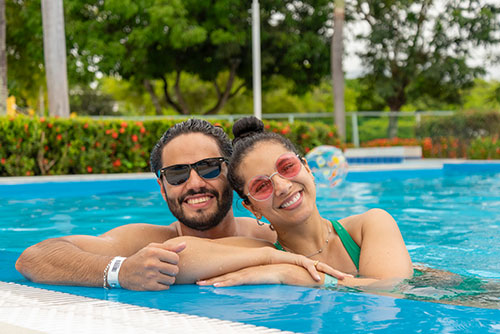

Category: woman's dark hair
[229, 116, 300, 203]
[150, 119, 232, 177]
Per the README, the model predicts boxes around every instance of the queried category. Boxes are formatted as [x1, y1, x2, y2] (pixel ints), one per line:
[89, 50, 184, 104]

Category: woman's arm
[356, 209, 413, 279]
[164, 236, 348, 284]
[197, 264, 404, 289]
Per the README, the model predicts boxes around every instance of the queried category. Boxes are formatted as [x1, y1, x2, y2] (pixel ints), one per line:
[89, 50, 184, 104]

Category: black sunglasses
[157, 157, 228, 186]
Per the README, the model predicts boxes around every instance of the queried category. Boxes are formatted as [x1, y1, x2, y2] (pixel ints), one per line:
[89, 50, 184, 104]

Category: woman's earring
[256, 215, 264, 226]
[269, 224, 275, 231]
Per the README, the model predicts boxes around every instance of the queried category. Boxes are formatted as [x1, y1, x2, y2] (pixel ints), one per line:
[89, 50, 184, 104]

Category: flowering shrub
[467, 136, 500, 160]
[0, 116, 339, 176]
[360, 136, 499, 159]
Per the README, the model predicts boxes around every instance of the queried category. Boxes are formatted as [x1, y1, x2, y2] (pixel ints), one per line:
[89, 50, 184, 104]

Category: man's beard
[165, 184, 233, 231]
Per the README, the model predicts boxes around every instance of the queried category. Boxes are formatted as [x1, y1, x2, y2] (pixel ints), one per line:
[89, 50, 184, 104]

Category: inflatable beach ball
[305, 145, 348, 188]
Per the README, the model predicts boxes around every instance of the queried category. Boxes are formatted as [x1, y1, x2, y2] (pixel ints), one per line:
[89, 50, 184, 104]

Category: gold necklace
[280, 220, 332, 258]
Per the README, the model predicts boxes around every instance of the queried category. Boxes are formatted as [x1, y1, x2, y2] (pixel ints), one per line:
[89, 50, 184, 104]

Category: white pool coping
[0, 282, 292, 334]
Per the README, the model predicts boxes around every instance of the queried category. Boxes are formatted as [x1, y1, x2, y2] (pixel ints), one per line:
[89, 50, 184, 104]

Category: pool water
[1, 166, 500, 332]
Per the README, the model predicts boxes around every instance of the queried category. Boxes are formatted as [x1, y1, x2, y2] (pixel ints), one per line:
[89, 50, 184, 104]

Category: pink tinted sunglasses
[246, 152, 303, 201]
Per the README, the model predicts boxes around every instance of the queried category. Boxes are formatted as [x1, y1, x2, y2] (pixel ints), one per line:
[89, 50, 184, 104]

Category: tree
[6, 0, 46, 111]
[332, 0, 345, 139]
[64, 0, 334, 115]
[347, 0, 500, 138]
[0, 0, 6, 115]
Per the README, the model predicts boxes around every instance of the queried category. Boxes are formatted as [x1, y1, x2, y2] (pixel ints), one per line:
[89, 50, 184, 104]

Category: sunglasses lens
[165, 165, 190, 185]
[162, 158, 225, 186]
[196, 160, 222, 179]
[277, 155, 301, 178]
[248, 176, 274, 200]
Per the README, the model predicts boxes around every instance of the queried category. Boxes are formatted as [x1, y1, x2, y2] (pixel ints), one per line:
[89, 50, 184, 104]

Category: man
[16, 119, 276, 291]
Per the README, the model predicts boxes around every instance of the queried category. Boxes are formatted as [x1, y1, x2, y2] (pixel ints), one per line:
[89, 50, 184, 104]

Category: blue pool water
[1, 164, 500, 333]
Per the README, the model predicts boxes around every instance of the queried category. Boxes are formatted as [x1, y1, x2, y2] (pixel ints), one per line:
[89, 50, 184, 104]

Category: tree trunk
[160, 75, 184, 114]
[0, 0, 7, 115]
[331, 0, 345, 140]
[387, 110, 399, 139]
[143, 79, 162, 115]
[41, 0, 70, 117]
[204, 60, 241, 115]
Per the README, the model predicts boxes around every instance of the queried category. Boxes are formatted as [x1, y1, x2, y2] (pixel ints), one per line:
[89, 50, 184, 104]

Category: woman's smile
[279, 190, 303, 209]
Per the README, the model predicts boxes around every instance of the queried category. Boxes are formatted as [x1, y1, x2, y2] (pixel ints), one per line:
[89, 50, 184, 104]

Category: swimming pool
[1, 162, 500, 333]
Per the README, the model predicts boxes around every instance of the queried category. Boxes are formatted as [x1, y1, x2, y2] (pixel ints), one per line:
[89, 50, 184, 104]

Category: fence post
[415, 111, 421, 126]
[351, 112, 359, 147]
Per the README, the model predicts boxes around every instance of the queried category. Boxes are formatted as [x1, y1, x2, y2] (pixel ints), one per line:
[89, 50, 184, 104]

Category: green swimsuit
[274, 220, 361, 270]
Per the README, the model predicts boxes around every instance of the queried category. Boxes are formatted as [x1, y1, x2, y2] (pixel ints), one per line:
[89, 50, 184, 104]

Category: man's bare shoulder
[102, 223, 179, 240]
[235, 217, 277, 243]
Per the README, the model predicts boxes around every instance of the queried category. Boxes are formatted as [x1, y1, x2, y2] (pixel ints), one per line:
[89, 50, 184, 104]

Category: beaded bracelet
[103, 258, 113, 289]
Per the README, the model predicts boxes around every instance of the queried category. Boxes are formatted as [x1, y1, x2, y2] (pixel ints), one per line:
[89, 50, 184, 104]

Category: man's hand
[119, 242, 186, 291]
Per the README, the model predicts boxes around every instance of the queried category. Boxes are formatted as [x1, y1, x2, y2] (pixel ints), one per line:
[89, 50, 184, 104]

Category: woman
[166, 116, 413, 288]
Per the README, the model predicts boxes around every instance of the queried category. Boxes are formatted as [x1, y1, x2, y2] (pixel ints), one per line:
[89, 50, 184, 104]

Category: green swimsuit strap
[331, 220, 360, 270]
[273, 220, 361, 270]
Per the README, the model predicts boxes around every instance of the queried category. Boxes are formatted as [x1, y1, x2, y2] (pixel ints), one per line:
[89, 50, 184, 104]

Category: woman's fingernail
[213, 282, 221, 287]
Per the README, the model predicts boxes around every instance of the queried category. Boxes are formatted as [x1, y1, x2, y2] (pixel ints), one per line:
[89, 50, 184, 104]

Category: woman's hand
[266, 248, 350, 281]
[197, 265, 284, 287]
[197, 263, 350, 287]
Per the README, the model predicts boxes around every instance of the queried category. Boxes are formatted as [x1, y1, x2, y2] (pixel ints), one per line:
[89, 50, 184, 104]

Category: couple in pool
[16, 117, 412, 290]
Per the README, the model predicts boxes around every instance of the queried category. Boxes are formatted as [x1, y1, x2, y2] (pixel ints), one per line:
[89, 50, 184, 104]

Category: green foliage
[415, 110, 500, 141]
[348, 0, 500, 136]
[6, 0, 45, 109]
[0, 116, 339, 176]
[63, 0, 334, 114]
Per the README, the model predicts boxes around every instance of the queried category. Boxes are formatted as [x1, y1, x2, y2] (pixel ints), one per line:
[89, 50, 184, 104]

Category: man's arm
[16, 224, 184, 291]
[164, 236, 348, 284]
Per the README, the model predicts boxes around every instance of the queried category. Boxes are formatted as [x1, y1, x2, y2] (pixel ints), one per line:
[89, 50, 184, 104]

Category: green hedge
[0, 116, 340, 176]
[416, 110, 500, 140]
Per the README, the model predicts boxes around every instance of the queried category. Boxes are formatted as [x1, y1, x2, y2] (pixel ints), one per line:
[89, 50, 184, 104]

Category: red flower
[131, 134, 138, 142]
[121, 121, 128, 128]
[26, 171, 32, 176]
[44, 145, 49, 151]
[105, 129, 111, 135]
[112, 159, 121, 167]
[140, 127, 146, 134]
[305, 147, 311, 153]
[264, 124, 270, 129]
[112, 132, 118, 139]
[81, 146, 86, 151]
[328, 131, 334, 137]
[87, 166, 93, 173]
[56, 134, 62, 141]
[135, 121, 143, 127]
[281, 127, 290, 135]
[83, 123, 89, 129]
[40, 117, 46, 123]
[47, 123, 53, 128]
[119, 128, 125, 134]
[0, 158, 5, 164]
[24, 124, 29, 131]
[95, 142, 101, 147]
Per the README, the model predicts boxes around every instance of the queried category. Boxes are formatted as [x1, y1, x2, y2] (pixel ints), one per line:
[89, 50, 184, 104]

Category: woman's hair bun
[232, 116, 264, 141]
